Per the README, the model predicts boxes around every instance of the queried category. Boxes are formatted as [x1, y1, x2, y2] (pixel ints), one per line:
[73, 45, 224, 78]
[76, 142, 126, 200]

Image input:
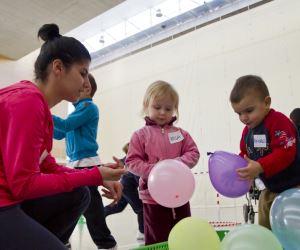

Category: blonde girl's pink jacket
[0, 81, 102, 207]
[126, 117, 200, 204]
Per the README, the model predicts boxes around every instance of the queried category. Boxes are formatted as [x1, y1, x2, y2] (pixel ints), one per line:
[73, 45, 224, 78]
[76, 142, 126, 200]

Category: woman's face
[59, 60, 90, 103]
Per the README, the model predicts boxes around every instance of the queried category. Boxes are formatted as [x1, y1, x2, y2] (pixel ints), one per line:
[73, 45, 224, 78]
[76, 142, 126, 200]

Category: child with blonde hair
[126, 80, 200, 245]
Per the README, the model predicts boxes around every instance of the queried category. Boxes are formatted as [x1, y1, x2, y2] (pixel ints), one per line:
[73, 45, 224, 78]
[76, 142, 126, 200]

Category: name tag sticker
[253, 134, 267, 148]
[168, 131, 184, 144]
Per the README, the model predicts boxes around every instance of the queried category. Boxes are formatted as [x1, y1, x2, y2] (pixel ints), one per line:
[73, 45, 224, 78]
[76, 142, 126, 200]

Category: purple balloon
[208, 151, 251, 198]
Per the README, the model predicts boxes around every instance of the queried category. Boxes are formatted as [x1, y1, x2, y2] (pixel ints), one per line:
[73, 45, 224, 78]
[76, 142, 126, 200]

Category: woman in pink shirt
[0, 24, 125, 250]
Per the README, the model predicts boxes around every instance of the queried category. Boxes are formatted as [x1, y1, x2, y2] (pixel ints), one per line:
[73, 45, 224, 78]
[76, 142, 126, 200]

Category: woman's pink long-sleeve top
[0, 81, 102, 207]
[126, 117, 200, 204]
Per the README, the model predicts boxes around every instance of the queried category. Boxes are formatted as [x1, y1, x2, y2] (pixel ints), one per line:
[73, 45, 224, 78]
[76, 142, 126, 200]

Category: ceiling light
[99, 36, 105, 43]
[156, 9, 163, 17]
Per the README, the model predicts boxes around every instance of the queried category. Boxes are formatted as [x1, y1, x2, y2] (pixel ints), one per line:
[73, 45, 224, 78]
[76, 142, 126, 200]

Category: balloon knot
[207, 152, 213, 156]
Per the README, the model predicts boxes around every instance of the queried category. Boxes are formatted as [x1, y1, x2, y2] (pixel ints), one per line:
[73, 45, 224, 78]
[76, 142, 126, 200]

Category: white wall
[0, 0, 299, 246]
[0, 49, 38, 86]
[91, 0, 300, 225]
[0, 59, 17, 87]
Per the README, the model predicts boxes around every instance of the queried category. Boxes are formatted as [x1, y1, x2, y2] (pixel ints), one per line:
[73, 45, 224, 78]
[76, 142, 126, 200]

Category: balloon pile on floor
[167, 217, 283, 250]
[166, 188, 300, 250]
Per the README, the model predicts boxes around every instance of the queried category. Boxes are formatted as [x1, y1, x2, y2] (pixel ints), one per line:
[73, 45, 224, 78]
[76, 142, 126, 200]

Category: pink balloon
[148, 159, 195, 208]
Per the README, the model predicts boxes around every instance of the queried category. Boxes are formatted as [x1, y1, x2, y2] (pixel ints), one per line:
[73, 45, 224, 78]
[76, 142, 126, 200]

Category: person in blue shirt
[53, 73, 119, 250]
[104, 143, 144, 242]
[290, 108, 300, 163]
[290, 108, 300, 136]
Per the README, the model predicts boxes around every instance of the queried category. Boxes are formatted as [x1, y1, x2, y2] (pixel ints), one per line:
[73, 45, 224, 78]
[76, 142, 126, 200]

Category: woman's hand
[101, 181, 123, 206]
[98, 166, 127, 181]
[102, 156, 125, 169]
[98, 156, 127, 181]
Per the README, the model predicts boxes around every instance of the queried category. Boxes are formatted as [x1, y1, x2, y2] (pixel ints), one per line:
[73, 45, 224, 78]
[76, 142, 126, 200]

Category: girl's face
[59, 60, 90, 103]
[148, 95, 175, 126]
[231, 94, 271, 129]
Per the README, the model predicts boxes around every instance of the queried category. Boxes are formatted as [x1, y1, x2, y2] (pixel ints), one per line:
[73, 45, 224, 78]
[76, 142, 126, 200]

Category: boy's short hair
[122, 143, 129, 154]
[290, 108, 300, 127]
[88, 73, 97, 97]
[230, 75, 270, 103]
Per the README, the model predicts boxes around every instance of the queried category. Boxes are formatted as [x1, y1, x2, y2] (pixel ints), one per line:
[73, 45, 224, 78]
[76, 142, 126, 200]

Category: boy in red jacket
[230, 75, 300, 229]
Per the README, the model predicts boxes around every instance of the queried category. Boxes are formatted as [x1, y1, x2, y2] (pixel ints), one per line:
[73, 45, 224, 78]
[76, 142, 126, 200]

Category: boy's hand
[101, 181, 123, 206]
[98, 166, 127, 181]
[236, 155, 263, 180]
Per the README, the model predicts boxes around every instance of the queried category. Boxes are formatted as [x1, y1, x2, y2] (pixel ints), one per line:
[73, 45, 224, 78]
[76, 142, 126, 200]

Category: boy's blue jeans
[105, 172, 144, 234]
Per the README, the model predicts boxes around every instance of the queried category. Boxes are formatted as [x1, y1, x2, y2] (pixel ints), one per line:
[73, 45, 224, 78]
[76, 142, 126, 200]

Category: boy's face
[78, 76, 92, 100]
[231, 93, 271, 129]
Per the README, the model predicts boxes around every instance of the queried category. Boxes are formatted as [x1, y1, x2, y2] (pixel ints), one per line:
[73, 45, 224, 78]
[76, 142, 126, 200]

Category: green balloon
[168, 217, 220, 250]
[220, 224, 283, 250]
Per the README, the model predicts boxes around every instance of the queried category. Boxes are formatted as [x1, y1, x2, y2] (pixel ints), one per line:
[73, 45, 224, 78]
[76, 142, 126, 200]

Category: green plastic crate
[217, 229, 229, 240]
[130, 230, 229, 250]
[77, 215, 85, 224]
[131, 241, 168, 250]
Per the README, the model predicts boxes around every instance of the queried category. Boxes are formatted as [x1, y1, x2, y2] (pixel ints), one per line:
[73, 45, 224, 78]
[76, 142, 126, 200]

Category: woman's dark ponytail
[34, 23, 91, 81]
